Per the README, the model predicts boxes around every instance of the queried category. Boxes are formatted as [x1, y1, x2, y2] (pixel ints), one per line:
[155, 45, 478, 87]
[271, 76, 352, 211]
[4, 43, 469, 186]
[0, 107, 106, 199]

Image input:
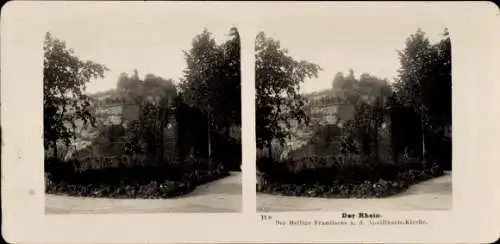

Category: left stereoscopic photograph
[43, 17, 242, 214]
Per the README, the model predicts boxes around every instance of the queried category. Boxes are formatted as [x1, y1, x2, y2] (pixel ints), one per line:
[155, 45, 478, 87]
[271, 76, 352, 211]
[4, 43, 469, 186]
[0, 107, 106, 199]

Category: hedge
[256, 155, 444, 198]
[45, 157, 229, 199]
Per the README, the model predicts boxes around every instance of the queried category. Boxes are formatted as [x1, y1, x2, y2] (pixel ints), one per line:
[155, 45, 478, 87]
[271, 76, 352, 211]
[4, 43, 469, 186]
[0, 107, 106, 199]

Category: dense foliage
[391, 29, 452, 169]
[331, 71, 393, 163]
[255, 32, 322, 155]
[179, 28, 242, 170]
[46, 157, 227, 198]
[115, 73, 178, 166]
[43, 33, 108, 158]
[257, 156, 443, 198]
[44, 28, 241, 198]
[257, 29, 452, 198]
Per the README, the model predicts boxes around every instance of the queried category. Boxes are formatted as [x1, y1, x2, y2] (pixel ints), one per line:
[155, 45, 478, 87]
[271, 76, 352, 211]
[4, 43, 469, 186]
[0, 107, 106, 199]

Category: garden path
[257, 171, 452, 212]
[45, 172, 242, 214]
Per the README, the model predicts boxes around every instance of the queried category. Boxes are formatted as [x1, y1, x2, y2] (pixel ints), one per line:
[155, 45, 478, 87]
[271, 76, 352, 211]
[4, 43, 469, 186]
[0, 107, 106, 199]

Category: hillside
[264, 89, 356, 159]
[88, 89, 121, 105]
[56, 89, 125, 160]
[277, 86, 392, 161]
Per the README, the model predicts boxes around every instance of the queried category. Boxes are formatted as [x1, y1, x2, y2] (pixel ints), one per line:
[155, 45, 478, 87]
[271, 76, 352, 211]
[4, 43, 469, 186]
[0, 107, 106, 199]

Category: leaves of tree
[255, 32, 321, 151]
[43, 32, 108, 153]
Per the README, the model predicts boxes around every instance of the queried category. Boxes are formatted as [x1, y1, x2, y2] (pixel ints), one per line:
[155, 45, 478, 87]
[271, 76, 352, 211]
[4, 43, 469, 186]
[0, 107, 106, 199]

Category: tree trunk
[207, 112, 211, 160]
[207, 110, 212, 172]
[420, 104, 426, 163]
[225, 125, 232, 171]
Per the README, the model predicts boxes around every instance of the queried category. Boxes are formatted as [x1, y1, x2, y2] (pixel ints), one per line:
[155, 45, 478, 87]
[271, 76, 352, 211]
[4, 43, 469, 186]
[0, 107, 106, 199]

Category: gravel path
[257, 172, 452, 212]
[46, 172, 451, 214]
[45, 172, 242, 214]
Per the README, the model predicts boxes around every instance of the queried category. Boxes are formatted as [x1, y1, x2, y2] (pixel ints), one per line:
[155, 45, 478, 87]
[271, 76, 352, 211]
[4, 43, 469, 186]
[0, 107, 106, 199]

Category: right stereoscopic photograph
[255, 15, 452, 212]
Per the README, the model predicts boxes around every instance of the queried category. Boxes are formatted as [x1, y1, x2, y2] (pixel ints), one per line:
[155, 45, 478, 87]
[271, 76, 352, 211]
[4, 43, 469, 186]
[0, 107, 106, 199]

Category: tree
[143, 73, 177, 105]
[335, 69, 392, 163]
[179, 28, 241, 165]
[392, 28, 451, 168]
[179, 29, 223, 159]
[143, 74, 177, 162]
[117, 70, 144, 105]
[120, 71, 178, 165]
[180, 28, 240, 127]
[213, 27, 242, 170]
[218, 27, 241, 130]
[332, 72, 346, 90]
[43, 32, 108, 159]
[394, 29, 432, 162]
[255, 32, 321, 154]
[180, 29, 223, 111]
[427, 30, 452, 169]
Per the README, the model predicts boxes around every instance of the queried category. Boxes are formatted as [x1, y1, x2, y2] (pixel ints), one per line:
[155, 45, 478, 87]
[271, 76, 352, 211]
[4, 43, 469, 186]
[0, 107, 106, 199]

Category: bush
[256, 155, 444, 198]
[45, 157, 229, 199]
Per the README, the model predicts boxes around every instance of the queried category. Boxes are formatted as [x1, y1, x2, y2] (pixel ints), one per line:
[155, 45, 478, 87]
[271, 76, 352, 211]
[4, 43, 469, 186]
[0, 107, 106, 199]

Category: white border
[2, 1, 500, 243]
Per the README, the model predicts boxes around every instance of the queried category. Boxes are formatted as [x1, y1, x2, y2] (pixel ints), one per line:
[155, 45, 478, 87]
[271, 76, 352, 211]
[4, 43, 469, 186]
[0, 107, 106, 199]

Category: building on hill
[256, 90, 357, 160]
[304, 89, 355, 127]
[259, 88, 394, 160]
[61, 90, 241, 169]
[89, 90, 144, 128]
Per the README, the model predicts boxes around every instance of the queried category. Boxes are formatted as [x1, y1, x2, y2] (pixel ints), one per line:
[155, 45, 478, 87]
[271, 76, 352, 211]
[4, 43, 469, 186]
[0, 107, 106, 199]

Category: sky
[253, 5, 449, 93]
[44, 3, 449, 94]
[44, 5, 238, 94]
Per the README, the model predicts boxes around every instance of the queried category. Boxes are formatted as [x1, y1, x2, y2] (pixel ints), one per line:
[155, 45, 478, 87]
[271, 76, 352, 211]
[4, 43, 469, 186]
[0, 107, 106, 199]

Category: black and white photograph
[2, 2, 500, 243]
[255, 11, 452, 212]
[42, 10, 242, 213]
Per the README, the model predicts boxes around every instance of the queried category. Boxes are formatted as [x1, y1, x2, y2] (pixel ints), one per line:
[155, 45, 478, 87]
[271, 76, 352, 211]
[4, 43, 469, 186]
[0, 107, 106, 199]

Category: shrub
[45, 157, 229, 199]
[257, 155, 444, 198]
